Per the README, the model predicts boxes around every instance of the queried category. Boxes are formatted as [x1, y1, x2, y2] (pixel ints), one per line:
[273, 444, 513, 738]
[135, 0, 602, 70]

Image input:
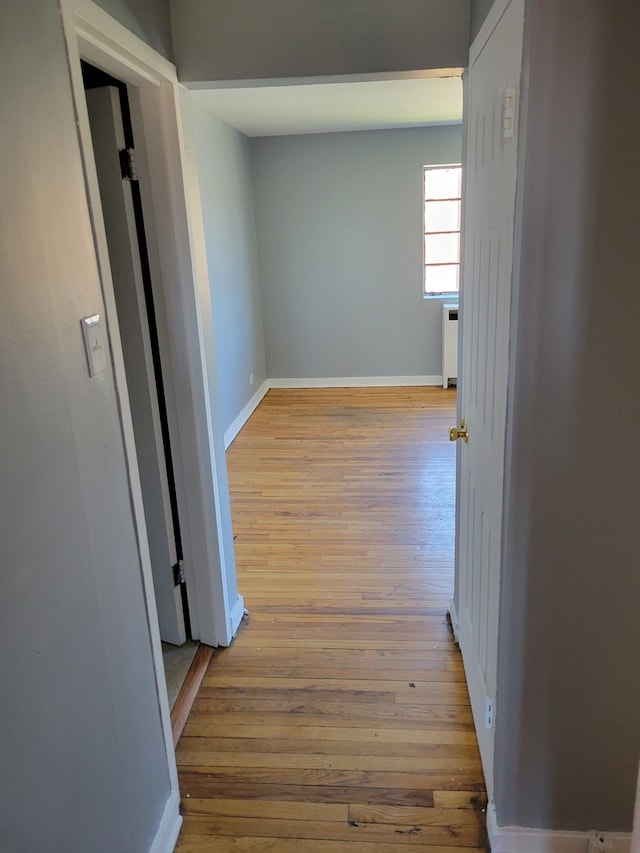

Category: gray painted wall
[496, 0, 640, 831]
[191, 104, 267, 432]
[171, 0, 470, 82]
[94, 0, 174, 59]
[470, 0, 495, 40]
[251, 126, 462, 380]
[0, 2, 172, 850]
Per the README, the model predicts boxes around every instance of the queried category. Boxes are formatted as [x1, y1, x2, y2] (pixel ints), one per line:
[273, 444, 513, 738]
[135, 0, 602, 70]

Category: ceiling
[190, 74, 463, 138]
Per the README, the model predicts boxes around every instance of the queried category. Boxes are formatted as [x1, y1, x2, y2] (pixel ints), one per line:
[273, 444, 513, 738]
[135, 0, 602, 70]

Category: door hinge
[502, 88, 516, 139]
[485, 698, 495, 729]
[172, 560, 185, 586]
[118, 147, 138, 181]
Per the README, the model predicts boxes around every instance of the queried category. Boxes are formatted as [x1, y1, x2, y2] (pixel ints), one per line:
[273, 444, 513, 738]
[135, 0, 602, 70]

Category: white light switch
[81, 314, 107, 377]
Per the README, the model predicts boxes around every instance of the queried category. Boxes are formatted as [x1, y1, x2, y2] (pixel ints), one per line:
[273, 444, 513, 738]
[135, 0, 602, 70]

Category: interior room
[2, 1, 639, 851]
[188, 76, 464, 444]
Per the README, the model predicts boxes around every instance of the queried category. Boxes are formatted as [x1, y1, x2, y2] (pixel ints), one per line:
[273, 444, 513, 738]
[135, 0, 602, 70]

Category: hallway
[175, 387, 487, 851]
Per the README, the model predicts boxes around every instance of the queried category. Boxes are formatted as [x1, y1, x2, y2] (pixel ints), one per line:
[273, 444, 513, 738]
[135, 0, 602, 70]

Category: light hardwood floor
[175, 387, 487, 852]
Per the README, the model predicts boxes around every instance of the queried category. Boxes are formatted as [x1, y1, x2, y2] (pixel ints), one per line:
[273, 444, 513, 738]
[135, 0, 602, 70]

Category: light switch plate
[81, 314, 107, 377]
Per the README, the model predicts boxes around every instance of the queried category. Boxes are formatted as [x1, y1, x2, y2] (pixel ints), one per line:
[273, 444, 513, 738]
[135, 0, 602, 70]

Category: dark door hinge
[172, 560, 185, 587]
[118, 147, 138, 181]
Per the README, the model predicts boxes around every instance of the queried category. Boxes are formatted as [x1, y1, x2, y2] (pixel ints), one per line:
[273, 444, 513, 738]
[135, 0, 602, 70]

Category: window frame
[423, 164, 462, 298]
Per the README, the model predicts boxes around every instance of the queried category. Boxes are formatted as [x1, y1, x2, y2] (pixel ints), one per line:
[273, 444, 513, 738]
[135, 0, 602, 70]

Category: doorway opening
[81, 61, 196, 702]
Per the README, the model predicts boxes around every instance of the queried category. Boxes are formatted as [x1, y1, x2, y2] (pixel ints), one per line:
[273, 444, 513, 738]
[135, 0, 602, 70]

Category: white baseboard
[148, 790, 182, 853]
[227, 593, 246, 644]
[487, 803, 632, 853]
[224, 380, 269, 449]
[269, 375, 443, 389]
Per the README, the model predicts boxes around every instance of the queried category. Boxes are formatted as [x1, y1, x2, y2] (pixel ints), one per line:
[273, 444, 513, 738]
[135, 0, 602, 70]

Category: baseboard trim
[224, 380, 270, 449]
[148, 789, 182, 853]
[269, 375, 443, 389]
[487, 803, 632, 853]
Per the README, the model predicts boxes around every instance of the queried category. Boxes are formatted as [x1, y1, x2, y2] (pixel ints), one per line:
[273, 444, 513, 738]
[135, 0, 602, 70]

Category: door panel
[453, 0, 524, 798]
[86, 86, 187, 645]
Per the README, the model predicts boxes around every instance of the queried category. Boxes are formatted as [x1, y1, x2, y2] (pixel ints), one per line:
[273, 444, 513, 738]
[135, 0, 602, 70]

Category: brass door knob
[449, 420, 469, 443]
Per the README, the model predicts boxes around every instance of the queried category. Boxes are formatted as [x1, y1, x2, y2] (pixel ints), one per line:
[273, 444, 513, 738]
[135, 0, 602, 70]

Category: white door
[452, 0, 524, 797]
[86, 86, 187, 646]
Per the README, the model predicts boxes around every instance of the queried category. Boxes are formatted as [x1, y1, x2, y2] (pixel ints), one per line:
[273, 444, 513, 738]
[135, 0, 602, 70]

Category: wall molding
[487, 804, 632, 853]
[224, 380, 269, 448]
[269, 375, 443, 389]
[148, 790, 182, 853]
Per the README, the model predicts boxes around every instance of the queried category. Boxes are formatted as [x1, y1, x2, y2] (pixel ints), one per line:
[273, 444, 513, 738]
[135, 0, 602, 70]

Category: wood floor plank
[178, 737, 478, 760]
[181, 723, 477, 745]
[181, 798, 348, 822]
[178, 839, 484, 853]
[180, 762, 484, 805]
[178, 814, 483, 846]
[177, 751, 480, 774]
[175, 387, 487, 851]
[178, 774, 440, 807]
[187, 701, 475, 726]
[348, 804, 483, 828]
[207, 648, 463, 664]
[432, 791, 488, 811]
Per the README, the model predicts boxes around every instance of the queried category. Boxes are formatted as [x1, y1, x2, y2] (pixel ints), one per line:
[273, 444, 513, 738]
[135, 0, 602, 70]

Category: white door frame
[61, 0, 243, 649]
[59, 5, 243, 821]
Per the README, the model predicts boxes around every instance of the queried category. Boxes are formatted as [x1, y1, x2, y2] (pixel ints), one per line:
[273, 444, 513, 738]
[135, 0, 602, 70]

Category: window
[423, 165, 462, 296]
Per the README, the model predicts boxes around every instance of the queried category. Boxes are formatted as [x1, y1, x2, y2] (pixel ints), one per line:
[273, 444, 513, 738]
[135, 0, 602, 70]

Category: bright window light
[424, 165, 462, 296]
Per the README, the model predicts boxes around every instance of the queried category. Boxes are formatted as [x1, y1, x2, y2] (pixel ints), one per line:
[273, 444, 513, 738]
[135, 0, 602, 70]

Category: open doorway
[64, 0, 245, 652]
[82, 61, 197, 701]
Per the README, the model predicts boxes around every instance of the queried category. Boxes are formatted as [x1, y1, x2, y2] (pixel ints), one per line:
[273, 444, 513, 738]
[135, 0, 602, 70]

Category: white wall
[251, 126, 462, 380]
[171, 0, 470, 82]
[0, 2, 173, 849]
[190, 104, 267, 433]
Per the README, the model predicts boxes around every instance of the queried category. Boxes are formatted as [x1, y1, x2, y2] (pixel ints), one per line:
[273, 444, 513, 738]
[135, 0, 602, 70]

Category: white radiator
[442, 304, 459, 389]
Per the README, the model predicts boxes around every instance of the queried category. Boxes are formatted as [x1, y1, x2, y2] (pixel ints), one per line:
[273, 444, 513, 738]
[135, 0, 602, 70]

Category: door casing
[60, 0, 245, 807]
